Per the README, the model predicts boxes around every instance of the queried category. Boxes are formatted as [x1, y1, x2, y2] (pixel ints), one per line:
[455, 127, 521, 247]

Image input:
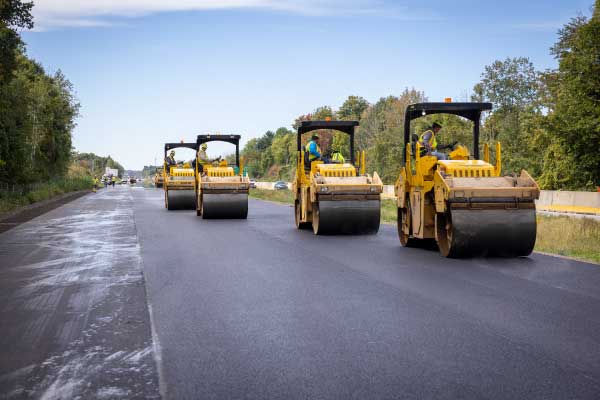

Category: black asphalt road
[2, 187, 600, 399]
[134, 188, 600, 400]
[0, 188, 159, 399]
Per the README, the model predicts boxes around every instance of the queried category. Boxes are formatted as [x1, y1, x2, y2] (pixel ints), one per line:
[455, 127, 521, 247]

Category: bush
[0, 177, 93, 214]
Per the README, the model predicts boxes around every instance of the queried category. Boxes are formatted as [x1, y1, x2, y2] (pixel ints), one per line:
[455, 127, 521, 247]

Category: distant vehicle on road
[249, 180, 257, 189]
[274, 181, 288, 190]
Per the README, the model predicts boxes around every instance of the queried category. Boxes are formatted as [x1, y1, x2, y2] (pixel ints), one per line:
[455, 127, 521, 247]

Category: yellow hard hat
[201, 143, 207, 150]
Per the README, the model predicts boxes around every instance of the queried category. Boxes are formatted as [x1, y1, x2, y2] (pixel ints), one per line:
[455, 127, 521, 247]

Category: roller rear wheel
[398, 205, 411, 246]
[312, 202, 321, 234]
[436, 212, 452, 257]
[295, 200, 311, 230]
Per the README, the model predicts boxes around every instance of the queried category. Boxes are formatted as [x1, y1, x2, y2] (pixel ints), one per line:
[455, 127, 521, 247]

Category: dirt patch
[0, 190, 90, 234]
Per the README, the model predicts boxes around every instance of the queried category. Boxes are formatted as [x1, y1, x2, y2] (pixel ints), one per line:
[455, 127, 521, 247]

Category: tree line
[243, 2, 600, 190]
[70, 152, 125, 178]
[0, 0, 81, 184]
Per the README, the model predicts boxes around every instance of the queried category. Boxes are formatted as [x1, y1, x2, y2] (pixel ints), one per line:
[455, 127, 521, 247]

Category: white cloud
[512, 22, 563, 32]
[32, 0, 410, 30]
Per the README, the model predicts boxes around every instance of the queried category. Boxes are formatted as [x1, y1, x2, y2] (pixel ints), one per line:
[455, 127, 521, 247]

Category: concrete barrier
[382, 185, 395, 199]
[537, 190, 600, 208]
[255, 182, 291, 190]
[255, 182, 275, 190]
[536, 190, 600, 216]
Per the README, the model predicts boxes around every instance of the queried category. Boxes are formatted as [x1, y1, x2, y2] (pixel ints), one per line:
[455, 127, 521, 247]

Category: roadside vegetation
[535, 215, 600, 264]
[0, 1, 79, 184]
[0, 176, 92, 214]
[0, 1, 126, 214]
[243, 2, 600, 191]
[249, 188, 293, 204]
[250, 189, 600, 264]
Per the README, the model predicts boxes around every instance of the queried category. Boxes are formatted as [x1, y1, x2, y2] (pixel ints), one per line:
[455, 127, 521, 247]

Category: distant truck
[105, 167, 119, 177]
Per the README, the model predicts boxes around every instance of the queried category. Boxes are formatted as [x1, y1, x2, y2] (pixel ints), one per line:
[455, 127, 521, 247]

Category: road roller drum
[165, 189, 196, 210]
[437, 207, 537, 257]
[312, 199, 380, 234]
[201, 193, 248, 219]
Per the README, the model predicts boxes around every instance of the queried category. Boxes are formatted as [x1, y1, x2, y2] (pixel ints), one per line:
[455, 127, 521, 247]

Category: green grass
[535, 215, 600, 264]
[250, 188, 600, 264]
[381, 199, 397, 224]
[0, 177, 93, 214]
[249, 188, 294, 203]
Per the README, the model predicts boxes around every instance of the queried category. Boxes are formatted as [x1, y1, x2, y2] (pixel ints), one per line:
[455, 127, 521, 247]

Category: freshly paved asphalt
[135, 187, 600, 400]
[2, 186, 600, 399]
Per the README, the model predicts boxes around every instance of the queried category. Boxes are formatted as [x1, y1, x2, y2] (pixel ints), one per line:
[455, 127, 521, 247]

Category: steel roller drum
[202, 193, 248, 219]
[446, 208, 537, 257]
[314, 200, 380, 234]
[166, 190, 196, 210]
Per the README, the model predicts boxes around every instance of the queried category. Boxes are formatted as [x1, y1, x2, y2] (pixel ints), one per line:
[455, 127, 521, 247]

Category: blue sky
[24, 0, 593, 169]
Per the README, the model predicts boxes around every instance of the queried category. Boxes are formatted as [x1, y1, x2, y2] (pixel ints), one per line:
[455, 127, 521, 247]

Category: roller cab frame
[293, 120, 383, 235]
[395, 102, 540, 257]
[195, 134, 249, 219]
[163, 142, 197, 210]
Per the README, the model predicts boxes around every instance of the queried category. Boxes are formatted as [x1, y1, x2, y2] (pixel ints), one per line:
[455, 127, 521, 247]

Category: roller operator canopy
[164, 143, 197, 154]
[403, 102, 493, 161]
[196, 134, 242, 166]
[196, 134, 241, 147]
[405, 102, 492, 123]
[297, 120, 359, 164]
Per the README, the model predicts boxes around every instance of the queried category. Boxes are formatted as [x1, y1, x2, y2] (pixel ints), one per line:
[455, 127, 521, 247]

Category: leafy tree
[0, 0, 34, 29]
[256, 130, 274, 151]
[72, 152, 125, 178]
[0, 0, 80, 186]
[0, 0, 33, 82]
[472, 57, 544, 175]
[472, 57, 540, 110]
[337, 96, 369, 121]
[538, 3, 600, 189]
[358, 89, 425, 182]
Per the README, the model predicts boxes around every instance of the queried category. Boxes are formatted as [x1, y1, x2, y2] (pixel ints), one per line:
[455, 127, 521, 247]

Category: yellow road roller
[195, 134, 249, 219]
[154, 167, 164, 188]
[293, 120, 383, 234]
[163, 142, 197, 210]
[395, 102, 540, 257]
